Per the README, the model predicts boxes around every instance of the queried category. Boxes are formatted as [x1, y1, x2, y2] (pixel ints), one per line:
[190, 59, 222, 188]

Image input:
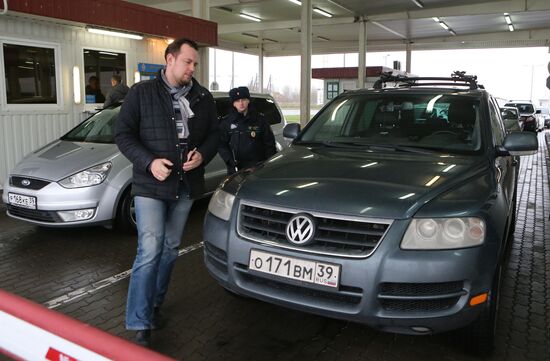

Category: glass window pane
[3, 43, 57, 104]
[84, 49, 126, 104]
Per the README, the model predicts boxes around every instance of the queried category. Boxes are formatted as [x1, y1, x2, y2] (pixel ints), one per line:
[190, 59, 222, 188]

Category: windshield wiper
[367, 144, 439, 154]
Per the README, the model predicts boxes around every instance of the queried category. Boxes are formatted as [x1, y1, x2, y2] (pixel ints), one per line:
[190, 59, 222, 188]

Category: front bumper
[2, 177, 120, 227]
[203, 210, 498, 335]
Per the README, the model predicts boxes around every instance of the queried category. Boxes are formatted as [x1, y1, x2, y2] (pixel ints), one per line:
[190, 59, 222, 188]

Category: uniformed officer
[219, 86, 277, 175]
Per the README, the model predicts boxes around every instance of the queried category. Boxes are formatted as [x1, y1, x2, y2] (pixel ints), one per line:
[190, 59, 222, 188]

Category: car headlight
[208, 188, 235, 221]
[401, 217, 485, 250]
[58, 162, 112, 188]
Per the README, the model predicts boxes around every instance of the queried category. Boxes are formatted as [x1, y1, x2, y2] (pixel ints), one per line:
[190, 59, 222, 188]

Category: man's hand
[150, 158, 173, 181]
[183, 148, 203, 172]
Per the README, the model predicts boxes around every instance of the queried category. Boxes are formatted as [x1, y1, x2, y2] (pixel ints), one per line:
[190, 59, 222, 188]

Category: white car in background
[2, 92, 287, 231]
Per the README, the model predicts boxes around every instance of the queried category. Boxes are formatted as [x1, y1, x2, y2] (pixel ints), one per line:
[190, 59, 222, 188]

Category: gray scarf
[161, 69, 195, 121]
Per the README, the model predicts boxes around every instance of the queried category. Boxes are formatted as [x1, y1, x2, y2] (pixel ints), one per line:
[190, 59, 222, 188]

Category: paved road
[1, 132, 549, 361]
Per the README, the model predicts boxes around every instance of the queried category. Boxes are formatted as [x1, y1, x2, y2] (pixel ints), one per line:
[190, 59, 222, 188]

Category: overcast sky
[209, 47, 550, 105]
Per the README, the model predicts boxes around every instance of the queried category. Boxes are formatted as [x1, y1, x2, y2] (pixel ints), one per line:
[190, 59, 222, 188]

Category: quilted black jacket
[115, 72, 219, 200]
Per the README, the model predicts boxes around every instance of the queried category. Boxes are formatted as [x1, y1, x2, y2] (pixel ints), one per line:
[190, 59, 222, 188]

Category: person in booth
[218, 86, 277, 175]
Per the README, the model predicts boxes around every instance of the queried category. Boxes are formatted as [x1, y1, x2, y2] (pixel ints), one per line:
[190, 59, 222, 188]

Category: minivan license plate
[249, 249, 340, 288]
[8, 193, 37, 209]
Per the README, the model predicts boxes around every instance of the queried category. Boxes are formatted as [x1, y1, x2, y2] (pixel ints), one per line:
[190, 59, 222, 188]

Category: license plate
[8, 193, 37, 210]
[249, 249, 340, 288]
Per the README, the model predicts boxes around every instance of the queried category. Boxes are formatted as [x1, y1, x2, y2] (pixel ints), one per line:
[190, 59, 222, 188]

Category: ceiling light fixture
[288, 0, 302, 5]
[411, 0, 424, 8]
[504, 14, 512, 25]
[439, 22, 449, 30]
[87, 27, 143, 40]
[316, 36, 331, 41]
[432, 17, 440, 22]
[449, 29, 456, 36]
[240, 13, 262, 22]
[508, 24, 515, 31]
[242, 33, 259, 39]
[313, 7, 333, 18]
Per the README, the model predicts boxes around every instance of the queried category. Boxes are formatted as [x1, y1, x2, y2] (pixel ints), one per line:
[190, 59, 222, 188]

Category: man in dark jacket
[115, 38, 218, 347]
[219, 86, 277, 175]
[103, 74, 129, 108]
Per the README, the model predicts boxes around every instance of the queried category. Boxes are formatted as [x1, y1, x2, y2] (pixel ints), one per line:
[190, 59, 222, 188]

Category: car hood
[234, 145, 491, 219]
[10, 140, 118, 181]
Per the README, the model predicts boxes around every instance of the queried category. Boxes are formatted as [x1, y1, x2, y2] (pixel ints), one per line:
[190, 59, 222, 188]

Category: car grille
[7, 205, 61, 223]
[238, 202, 391, 257]
[378, 281, 466, 313]
[10, 176, 51, 190]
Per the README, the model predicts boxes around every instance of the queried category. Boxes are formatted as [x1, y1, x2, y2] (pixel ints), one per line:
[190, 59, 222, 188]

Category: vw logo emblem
[286, 213, 316, 245]
[21, 179, 31, 187]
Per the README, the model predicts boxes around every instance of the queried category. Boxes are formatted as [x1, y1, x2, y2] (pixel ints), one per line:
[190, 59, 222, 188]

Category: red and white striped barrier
[0, 289, 174, 361]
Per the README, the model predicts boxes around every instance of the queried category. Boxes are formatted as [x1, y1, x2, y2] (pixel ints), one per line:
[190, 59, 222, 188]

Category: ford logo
[286, 213, 316, 245]
[21, 179, 31, 187]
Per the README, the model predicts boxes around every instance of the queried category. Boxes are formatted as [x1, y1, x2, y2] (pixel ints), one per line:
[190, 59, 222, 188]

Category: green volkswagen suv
[202, 73, 538, 355]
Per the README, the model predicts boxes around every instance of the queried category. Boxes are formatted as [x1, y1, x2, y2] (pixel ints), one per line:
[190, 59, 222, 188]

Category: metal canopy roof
[125, 0, 550, 56]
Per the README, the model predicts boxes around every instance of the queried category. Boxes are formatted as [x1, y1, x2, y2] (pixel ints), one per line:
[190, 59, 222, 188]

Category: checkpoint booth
[313, 66, 411, 103]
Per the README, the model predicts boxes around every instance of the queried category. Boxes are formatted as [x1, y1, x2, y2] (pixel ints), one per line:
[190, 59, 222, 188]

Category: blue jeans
[125, 190, 194, 330]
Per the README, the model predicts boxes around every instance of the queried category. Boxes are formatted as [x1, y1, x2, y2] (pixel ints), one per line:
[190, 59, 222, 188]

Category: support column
[192, 0, 209, 86]
[300, 0, 312, 127]
[406, 42, 412, 74]
[357, 17, 367, 89]
[259, 31, 264, 92]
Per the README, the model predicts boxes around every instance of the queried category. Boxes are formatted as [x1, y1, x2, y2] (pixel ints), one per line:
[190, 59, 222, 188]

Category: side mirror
[283, 123, 301, 139]
[500, 132, 538, 156]
[536, 109, 541, 114]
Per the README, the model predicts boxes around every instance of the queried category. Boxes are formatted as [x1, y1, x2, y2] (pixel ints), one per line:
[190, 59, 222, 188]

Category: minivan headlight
[208, 188, 235, 221]
[401, 217, 485, 249]
[58, 162, 112, 188]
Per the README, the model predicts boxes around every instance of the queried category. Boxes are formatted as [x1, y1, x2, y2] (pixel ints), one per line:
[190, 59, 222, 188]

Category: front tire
[116, 187, 136, 233]
[462, 265, 501, 356]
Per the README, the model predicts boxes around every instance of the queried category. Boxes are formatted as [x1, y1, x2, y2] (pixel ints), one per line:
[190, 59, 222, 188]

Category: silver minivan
[2, 92, 287, 230]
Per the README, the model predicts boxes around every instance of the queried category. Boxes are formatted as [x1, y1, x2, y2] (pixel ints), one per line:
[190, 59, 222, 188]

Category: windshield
[505, 103, 534, 114]
[61, 107, 119, 143]
[299, 93, 482, 153]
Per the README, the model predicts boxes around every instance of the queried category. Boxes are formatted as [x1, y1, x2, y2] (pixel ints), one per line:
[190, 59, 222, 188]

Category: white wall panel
[0, 14, 166, 189]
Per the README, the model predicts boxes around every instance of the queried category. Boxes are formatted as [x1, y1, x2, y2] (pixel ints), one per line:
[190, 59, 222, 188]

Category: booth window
[84, 49, 126, 104]
[3, 43, 57, 104]
[327, 81, 340, 100]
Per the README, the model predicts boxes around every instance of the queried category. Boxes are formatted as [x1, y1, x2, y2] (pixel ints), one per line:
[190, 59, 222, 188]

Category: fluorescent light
[399, 193, 415, 200]
[73, 66, 81, 104]
[508, 24, 515, 31]
[313, 8, 332, 18]
[87, 27, 143, 40]
[240, 13, 261, 22]
[432, 17, 440, 22]
[411, 0, 424, 8]
[297, 182, 318, 189]
[425, 176, 440, 187]
[99, 51, 118, 56]
[288, 0, 301, 4]
[449, 29, 456, 36]
[442, 164, 456, 172]
[316, 36, 330, 41]
[439, 22, 449, 30]
[504, 15, 512, 24]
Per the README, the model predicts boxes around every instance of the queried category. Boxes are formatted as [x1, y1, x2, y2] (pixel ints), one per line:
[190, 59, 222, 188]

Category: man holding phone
[115, 38, 218, 347]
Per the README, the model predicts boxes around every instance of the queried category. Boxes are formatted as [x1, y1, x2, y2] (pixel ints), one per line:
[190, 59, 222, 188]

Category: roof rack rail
[373, 70, 483, 90]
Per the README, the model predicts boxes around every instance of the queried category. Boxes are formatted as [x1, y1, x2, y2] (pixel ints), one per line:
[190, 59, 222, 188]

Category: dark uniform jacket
[219, 106, 277, 175]
[115, 71, 219, 200]
[104, 83, 130, 108]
